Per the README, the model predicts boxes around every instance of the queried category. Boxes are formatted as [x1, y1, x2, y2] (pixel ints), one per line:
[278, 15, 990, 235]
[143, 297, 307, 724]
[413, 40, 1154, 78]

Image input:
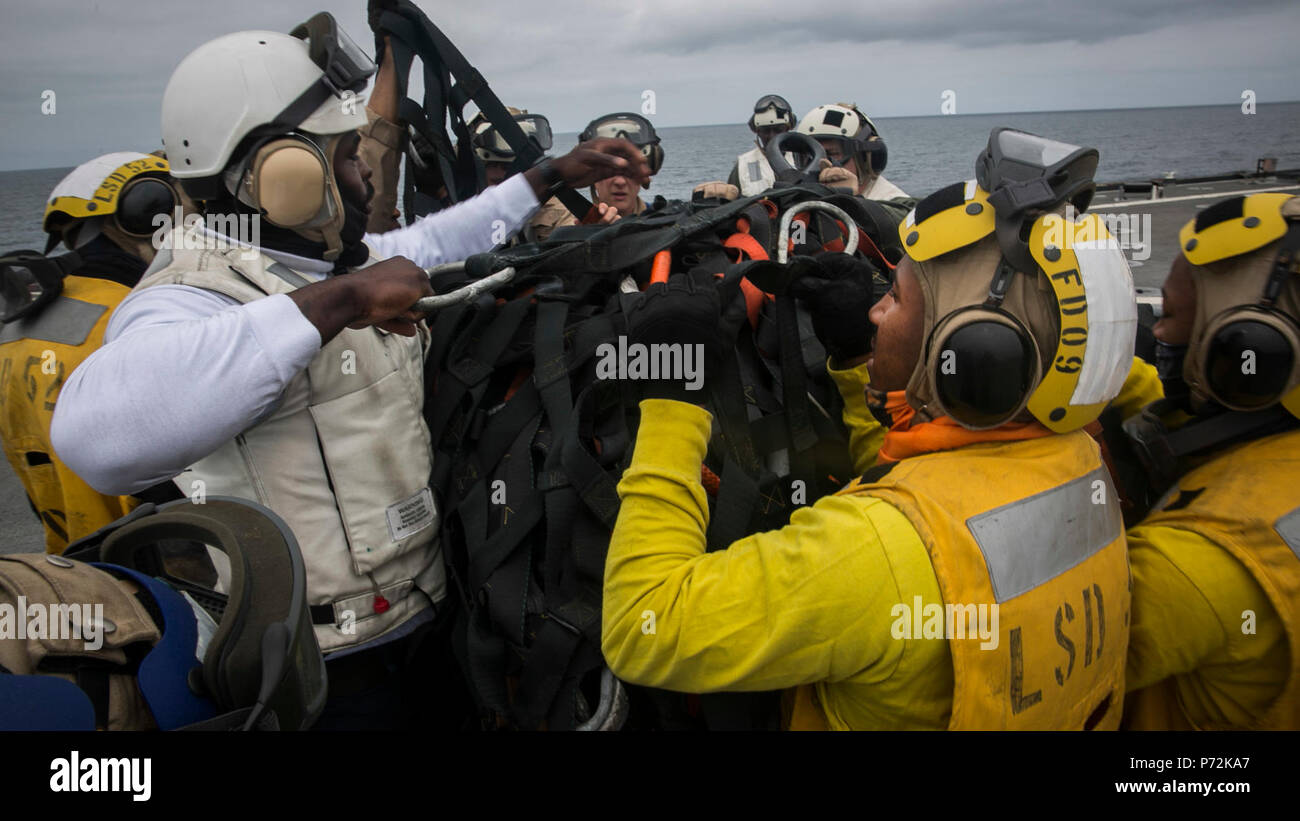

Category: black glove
[622, 273, 724, 406]
[787, 252, 885, 361]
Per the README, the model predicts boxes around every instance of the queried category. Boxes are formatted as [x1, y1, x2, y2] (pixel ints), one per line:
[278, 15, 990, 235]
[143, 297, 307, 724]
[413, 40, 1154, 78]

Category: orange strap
[649, 249, 671, 285]
[722, 233, 772, 328]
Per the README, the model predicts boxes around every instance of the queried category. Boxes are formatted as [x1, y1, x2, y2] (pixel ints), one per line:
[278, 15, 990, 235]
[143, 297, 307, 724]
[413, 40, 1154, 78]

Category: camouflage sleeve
[359, 107, 406, 235]
[526, 197, 580, 243]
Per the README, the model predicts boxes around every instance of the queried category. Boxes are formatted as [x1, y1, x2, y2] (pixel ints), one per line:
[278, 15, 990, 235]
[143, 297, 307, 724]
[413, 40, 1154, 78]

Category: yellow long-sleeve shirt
[601, 357, 1159, 729]
[827, 359, 885, 474]
[602, 398, 952, 729]
[1124, 523, 1287, 727]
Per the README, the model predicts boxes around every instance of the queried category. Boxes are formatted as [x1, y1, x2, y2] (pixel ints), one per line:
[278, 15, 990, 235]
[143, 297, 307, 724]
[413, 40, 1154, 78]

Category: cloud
[0, 0, 1297, 169]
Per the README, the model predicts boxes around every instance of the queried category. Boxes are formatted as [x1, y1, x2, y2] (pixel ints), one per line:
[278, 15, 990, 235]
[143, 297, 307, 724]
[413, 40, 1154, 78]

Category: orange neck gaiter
[874, 389, 1054, 464]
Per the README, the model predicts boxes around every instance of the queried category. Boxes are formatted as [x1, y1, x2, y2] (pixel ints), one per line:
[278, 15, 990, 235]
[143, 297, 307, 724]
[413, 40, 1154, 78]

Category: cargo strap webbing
[424, 188, 863, 729]
[375, 3, 591, 220]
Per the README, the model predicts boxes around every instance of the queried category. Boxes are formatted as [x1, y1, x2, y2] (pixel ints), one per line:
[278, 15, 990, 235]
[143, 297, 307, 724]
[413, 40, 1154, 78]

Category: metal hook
[412, 264, 517, 313]
[776, 201, 859, 264]
[574, 668, 629, 731]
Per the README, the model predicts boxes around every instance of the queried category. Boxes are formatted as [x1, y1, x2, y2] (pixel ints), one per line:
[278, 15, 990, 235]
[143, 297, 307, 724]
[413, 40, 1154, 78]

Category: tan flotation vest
[134, 244, 444, 654]
[736, 147, 776, 197]
[1126, 428, 1300, 729]
[829, 431, 1130, 729]
[861, 174, 909, 202]
[1, 275, 139, 553]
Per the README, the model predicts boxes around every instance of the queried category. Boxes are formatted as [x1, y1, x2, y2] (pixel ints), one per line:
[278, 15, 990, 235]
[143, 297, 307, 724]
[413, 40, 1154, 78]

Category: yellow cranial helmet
[1176, 193, 1300, 417]
[43, 152, 175, 249]
[897, 128, 1137, 432]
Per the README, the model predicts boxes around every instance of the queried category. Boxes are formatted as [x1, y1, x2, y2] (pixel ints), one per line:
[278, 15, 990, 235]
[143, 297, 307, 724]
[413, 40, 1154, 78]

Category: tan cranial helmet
[897, 171, 1137, 432]
[1178, 193, 1300, 416]
[906, 230, 1060, 426]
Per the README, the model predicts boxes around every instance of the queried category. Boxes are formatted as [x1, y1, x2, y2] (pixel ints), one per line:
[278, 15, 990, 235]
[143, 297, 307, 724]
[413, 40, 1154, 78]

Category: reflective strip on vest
[266, 262, 311, 289]
[737, 147, 775, 197]
[0, 297, 106, 347]
[967, 467, 1122, 603]
[838, 432, 1129, 729]
[1277, 505, 1300, 561]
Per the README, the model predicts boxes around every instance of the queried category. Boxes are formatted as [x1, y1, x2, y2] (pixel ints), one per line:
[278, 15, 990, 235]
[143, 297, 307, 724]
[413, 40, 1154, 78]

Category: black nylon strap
[775, 293, 819, 454]
[533, 301, 573, 431]
[377, 6, 591, 218]
[310, 604, 335, 625]
[75, 666, 111, 729]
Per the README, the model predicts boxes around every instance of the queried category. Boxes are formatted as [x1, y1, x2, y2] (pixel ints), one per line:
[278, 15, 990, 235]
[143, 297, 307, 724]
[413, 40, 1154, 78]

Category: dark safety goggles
[581, 112, 659, 147]
[472, 113, 554, 159]
[814, 135, 857, 168]
[116, 177, 179, 237]
[753, 94, 793, 118]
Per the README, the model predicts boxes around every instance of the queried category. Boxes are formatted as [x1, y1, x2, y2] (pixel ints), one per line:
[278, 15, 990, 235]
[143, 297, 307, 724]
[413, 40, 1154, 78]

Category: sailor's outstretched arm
[364, 138, 652, 268]
[363, 172, 538, 268]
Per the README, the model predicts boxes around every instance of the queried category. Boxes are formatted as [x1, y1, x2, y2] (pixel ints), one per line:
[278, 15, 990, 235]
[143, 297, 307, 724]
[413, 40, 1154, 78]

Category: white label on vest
[1276, 505, 1300, 560]
[180, 590, 219, 663]
[386, 487, 436, 542]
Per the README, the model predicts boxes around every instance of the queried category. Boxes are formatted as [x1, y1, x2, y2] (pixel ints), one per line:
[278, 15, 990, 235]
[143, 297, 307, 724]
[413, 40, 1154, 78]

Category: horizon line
[4, 99, 1297, 174]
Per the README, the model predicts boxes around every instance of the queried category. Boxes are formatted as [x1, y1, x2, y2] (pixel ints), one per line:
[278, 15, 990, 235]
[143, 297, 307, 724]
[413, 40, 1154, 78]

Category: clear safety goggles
[1, 251, 78, 323]
[472, 113, 554, 160]
[267, 12, 377, 135]
[289, 12, 376, 97]
[975, 127, 1099, 215]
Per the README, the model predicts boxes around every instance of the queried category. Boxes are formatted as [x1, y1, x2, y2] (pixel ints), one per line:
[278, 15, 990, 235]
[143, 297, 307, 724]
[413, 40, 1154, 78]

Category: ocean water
[3, 102, 1297, 253]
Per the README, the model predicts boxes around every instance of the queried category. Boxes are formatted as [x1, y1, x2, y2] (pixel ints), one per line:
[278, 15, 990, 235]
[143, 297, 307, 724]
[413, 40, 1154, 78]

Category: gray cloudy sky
[1, 0, 1297, 170]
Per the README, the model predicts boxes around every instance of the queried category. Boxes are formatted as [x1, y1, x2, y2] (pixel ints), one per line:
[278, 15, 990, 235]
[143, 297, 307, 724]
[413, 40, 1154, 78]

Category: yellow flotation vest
[1126, 428, 1300, 730]
[800, 431, 1131, 729]
[0, 275, 138, 552]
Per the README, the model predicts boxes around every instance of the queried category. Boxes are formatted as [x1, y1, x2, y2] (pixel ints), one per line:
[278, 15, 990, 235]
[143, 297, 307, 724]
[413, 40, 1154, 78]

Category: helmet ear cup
[114, 177, 179, 237]
[1200, 309, 1300, 411]
[645, 143, 664, 176]
[927, 308, 1040, 429]
[864, 138, 887, 175]
[247, 138, 332, 229]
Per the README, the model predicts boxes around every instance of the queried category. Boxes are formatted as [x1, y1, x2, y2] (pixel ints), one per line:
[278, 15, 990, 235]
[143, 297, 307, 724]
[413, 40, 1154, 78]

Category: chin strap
[1122, 400, 1298, 514]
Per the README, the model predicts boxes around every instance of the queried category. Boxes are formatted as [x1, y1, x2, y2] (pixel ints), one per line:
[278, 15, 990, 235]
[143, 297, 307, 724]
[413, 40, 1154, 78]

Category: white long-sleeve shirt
[51, 174, 539, 495]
